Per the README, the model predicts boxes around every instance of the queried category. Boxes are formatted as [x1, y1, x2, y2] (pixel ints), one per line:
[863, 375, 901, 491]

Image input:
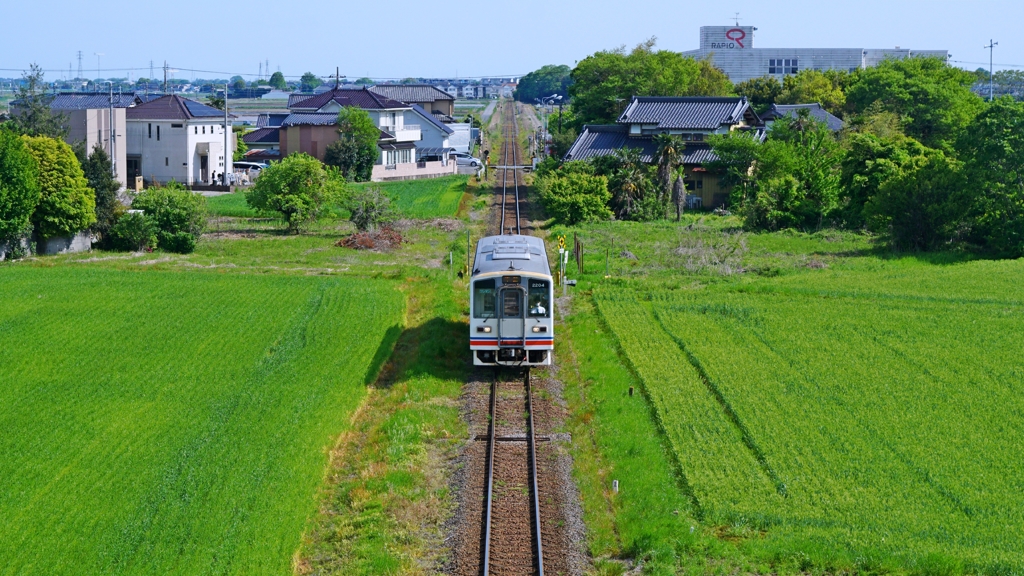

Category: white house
[125, 95, 234, 186]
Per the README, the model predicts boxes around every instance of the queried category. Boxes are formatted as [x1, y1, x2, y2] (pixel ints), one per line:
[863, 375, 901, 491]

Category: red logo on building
[726, 28, 746, 48]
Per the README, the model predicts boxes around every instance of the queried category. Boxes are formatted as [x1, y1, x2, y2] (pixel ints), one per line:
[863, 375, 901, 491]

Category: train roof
[472, 235, 551, 276]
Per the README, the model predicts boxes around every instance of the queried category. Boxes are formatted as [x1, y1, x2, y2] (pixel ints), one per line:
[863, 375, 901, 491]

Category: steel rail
[482, 371, 497, 575]
[526, 368, 544, 575]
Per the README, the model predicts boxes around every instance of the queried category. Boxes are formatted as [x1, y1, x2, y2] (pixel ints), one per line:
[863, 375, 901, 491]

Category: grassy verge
[297, 268, 470, 574]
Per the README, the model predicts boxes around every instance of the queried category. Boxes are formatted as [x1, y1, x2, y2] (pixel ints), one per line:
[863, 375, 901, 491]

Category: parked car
[452, 152, 481, 167]
[233, 161, 268, 175]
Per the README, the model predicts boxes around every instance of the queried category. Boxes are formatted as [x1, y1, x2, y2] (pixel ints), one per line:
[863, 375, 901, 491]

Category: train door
[497, 286, 525, 346]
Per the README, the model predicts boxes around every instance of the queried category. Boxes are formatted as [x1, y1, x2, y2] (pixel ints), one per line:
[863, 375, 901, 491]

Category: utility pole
[94, 53, 104, 81]
[224, 84, 231, 186]
[108, 82, 116, 178]
[985, 39, 998, 101]
[77, 51, 83, 81]
[163, 61, 168, 93]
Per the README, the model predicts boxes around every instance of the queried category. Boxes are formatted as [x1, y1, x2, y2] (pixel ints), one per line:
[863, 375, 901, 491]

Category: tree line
[528, 41, 1024, 257]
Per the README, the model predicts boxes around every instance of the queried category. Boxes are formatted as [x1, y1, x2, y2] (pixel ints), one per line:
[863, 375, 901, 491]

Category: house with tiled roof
[762, 103, 844, 132]
[277, 86, 456, 181]
[125, 95, 234, 186]
[369, 84, 455, 116]
[564, 96, 764, 207]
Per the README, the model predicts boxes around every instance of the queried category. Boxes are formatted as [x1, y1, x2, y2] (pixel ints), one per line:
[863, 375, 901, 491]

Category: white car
[452, 152, 481, 167]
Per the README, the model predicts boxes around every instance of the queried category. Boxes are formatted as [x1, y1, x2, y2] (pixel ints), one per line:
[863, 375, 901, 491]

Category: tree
[300, 72, 322, 92]
[568, 38, 729, 127]
[778, 69, 847, 117]
[324, 107, 379, 182]
[107, 212, 157, 252]
[207, 93, 225, 111]
[607, 148, 660, 221]
[74, 143, 121, 238]
[654, 133, 684, 210]
[400, 77, 419, 85]
[838, 132, 929, 229]
[22, 135, 95, 238]
[7, 64, 68, 139]
[956, 97, 1024, 256]
[354, 77, 374, 86]
[268, 71, 287, 90]
[0, 127, 40, 245]
[233, 126, 249, 161]
[346, 186, 395, 231]
[865, 150, 967, 250]
[246, 154, 344, 233]
[845, 57, 983, 149]
[514, 65, 572, 102]
[536, 170, 612, 225]
[231, 77, 247, 92]
[132, 182, 206, 253]
[709, 112, 843, 231]
[735, 76, 783, 113]
[689, 59, 734, 97]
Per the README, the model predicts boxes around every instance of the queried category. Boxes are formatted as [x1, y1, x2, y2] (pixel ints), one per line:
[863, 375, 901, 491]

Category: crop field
[207, 175, 468, 219]
[593, 258, 1024, 572]
[0, 266, 404, 575]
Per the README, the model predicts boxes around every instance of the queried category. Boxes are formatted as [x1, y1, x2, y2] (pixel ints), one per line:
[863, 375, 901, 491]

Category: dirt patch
[336, 227, 405, 251]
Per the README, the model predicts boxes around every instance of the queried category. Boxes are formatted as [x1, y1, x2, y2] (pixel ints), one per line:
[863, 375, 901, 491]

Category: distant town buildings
[682, 25, 949, 84]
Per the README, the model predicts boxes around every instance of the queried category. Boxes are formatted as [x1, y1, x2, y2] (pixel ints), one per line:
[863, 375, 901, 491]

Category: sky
[3, 0, 1024, 81]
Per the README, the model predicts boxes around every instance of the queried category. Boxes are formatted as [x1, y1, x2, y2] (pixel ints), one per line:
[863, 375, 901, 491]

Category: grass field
[555, 216, 1024, 574]
[206, 175, 468, 219]
[0, 266, 404, 575]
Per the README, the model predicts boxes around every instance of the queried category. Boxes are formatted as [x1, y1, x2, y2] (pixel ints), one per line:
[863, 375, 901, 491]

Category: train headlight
[476, 326, 492, 333]
[532, 326, 547, 333]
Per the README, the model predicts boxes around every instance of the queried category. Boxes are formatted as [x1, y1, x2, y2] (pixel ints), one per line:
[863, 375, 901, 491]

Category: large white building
[682, 26, 949, 84]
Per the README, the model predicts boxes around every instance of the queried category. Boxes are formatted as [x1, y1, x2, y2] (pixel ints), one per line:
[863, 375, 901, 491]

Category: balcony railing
[380, 124, 421, 133]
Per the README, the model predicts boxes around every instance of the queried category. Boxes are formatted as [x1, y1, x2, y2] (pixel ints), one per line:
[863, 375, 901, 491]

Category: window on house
[693, 133, 704, 142]
[195, 127, 198, 134]
[165, 157, 169, 166]
[157, 125, 160, 140]
[681, 134, 692, 141]
[696, 179, 704, 189]
[171, 123, 182, 128]
[148, 123, 152, 138]
[203, 126, 206, 134]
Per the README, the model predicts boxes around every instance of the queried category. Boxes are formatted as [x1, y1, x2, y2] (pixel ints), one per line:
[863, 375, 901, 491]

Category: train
[469, 234, 554, 366]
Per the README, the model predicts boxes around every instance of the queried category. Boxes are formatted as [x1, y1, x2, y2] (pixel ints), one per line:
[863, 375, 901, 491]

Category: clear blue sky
[4, 0, 1023, 81]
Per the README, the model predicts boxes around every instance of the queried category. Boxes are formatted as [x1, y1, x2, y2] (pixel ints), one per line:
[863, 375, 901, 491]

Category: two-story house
[564, 96, 764, 208]
[125, 95, 234, 186]
[282, 87, 456, 181]
[368, 84, 455, 117]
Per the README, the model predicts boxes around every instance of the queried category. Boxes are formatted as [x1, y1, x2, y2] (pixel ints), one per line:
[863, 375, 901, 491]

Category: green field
[581, 241, 1024, 571]
[207, 175, 468, 219]
[0, 266, 404, 575]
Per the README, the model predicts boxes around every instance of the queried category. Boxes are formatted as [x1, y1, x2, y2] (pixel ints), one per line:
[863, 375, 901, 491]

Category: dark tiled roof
[411, 104, 453, 134]
[281, 113, 338, 127]
[126, 94, 230, 120]
[432, 111, 455, 123]
[242, 127, 280, 144]
[369, 84, 455, 103]
[617, 97, 755, 130]
[256, 113, 289, 128]
[135, 93, 164, 103]
[289, 87, 409, 112]
[564, 124, 719, 165]
[763, 103, 845, 132]
[49, 92, 139, 110]
[244, 149, 281, 161]
[288, 93, 314, 108]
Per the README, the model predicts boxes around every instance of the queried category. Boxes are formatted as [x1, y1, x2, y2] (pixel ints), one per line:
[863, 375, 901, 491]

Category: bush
[108, 212, 157, 252]
[246, 154, 344, 233]
[346, 186, 395, 231]
[131, 182, 206, 253]
[537, 172, 612, 225]
[21, 135, 95, 239]
[0, 127, 40, 244]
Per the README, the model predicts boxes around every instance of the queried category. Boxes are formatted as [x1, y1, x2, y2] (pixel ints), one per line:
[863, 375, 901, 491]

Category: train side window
[528, 280, 549, 317]
[473, 279, 495, 318]
[502, 290, 521, 318]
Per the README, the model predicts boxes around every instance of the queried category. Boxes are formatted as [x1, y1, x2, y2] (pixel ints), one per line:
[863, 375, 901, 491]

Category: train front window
[473, 279, 495, 318]
[528, 280, 550, 317]
[502, 290, 522, 318]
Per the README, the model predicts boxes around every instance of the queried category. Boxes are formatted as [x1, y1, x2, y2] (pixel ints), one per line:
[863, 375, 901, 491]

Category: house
[369, 84, 455, 117]
[241, 112, 288, 153]
[125, 95, 234, 186]
[462, 85, 484, 99]
[442, 85, 459, 99]
[280, 86, 456, 182]
[500, 83, 517, 98]
[762, 103, 844, 132]
[564, 96, 764, 207]
[12, 92, 139, 188]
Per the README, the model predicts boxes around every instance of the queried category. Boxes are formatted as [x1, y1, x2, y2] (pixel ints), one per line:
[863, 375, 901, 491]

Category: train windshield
[473, 279, 496, 318]
[528, 280, 550, 318]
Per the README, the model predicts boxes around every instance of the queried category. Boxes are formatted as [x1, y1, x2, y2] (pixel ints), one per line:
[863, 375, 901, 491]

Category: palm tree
[672, 172, 687, 221]
[654, 133, 684, 211]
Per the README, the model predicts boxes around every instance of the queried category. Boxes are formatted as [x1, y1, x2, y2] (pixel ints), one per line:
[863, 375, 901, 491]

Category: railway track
[480, 100, 544, 575]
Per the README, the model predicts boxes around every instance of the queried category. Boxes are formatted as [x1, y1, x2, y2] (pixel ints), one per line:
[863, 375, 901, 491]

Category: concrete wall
[371, 159, 457, 182]
[36, 231, 92, 255]
[0, 237, 31, 261]
[448, 123, 472, 153]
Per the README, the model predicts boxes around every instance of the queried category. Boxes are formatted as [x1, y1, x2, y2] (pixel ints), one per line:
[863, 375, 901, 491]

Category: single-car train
[469, 235, 554, 366]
